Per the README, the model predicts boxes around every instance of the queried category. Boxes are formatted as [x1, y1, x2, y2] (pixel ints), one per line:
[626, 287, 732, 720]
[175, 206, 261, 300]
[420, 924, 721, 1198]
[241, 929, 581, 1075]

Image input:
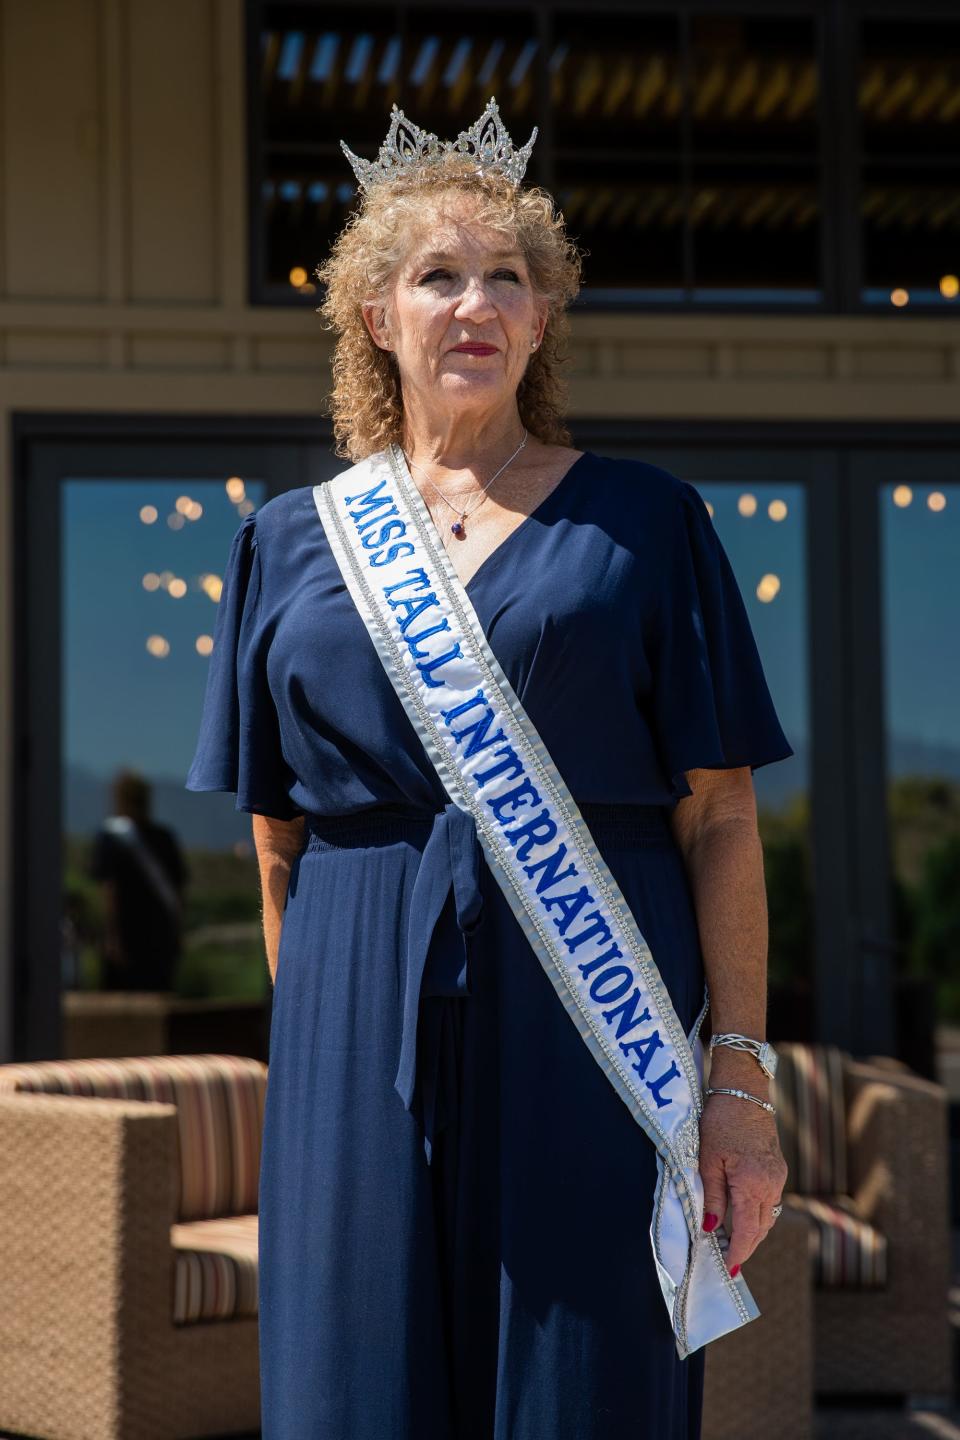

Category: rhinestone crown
[340, 95, 538, 194]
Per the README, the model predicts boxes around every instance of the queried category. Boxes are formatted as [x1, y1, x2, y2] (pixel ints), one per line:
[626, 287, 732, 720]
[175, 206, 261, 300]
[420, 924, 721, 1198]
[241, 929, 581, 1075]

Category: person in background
[89, 768, 189, 992]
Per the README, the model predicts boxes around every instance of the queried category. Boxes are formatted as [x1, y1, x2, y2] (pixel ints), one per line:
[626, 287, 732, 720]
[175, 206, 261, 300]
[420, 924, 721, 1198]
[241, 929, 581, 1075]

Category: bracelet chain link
[702, 1085, 777, 1116]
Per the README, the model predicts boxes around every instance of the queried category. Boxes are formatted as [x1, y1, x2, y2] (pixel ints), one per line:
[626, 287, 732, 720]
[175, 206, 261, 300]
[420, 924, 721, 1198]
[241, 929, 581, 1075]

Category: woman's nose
[454, 281, 497, 318]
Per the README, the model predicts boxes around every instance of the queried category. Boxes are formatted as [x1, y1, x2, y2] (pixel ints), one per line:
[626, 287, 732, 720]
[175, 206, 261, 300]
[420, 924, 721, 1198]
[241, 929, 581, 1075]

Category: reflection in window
[685, 15, 821, 304]
[252, 4, 823, 307]
[860, 20, 960, 309]
[552, 6, 822, 302]
[677, 478, 810, 1026]
[62, 477, 268, 1004]
[880, 480, 960, 1036]
[256, 6, 538, 300]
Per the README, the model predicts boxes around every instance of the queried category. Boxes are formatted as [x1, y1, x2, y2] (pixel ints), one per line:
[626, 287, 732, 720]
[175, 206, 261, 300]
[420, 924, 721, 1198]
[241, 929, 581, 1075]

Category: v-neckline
[457, 448, 592, 594]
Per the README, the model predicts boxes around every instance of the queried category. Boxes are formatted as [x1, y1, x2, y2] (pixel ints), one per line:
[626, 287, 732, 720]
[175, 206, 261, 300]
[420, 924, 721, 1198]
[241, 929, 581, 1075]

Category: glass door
[603, 442, 813, 1042]
[16, 433, 334, 1062]
[853, 450, 960, 1081]
[62, 473, 268, 1003]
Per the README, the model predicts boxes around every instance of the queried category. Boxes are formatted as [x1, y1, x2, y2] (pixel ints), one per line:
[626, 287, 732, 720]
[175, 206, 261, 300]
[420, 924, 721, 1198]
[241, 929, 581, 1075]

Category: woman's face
[363, 199, 548, 419]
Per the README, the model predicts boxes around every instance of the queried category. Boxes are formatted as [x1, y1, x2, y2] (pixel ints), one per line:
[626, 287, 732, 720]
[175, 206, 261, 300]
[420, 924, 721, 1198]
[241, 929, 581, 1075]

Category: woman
[186, 98, 793, 1440]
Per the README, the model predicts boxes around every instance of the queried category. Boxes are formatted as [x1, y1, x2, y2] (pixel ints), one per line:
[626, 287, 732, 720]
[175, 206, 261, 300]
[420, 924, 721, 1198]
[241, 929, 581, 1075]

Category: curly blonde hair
[314, 153, 584, 461]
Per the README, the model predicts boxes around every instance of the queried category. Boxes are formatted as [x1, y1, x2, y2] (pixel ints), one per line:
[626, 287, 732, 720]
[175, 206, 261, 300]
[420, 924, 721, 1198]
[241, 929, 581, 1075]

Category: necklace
[403, 427, 528, 539]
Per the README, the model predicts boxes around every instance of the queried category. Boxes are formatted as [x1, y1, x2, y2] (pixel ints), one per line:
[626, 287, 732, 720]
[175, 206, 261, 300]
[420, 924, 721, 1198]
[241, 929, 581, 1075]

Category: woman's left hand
[698, 1091, 789, 1276]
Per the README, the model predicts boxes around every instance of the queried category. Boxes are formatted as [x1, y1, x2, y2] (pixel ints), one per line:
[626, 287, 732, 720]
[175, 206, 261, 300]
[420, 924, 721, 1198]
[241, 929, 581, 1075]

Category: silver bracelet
[703, 1085, 777, 1116]
[709, 1032, 777, 1078]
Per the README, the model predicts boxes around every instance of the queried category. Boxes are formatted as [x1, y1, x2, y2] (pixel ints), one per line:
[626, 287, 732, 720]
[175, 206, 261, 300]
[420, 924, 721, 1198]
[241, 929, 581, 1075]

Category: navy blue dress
[185, 451, 794, 1440]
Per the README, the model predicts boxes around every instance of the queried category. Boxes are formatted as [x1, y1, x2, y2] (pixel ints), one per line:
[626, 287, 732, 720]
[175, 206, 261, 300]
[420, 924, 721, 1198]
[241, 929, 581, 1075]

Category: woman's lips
[451, 344, 498, 355]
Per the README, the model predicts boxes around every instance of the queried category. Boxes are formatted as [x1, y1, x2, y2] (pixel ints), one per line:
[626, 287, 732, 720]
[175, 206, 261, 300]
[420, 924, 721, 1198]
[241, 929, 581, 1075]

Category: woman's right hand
[252, 813, 306, 984]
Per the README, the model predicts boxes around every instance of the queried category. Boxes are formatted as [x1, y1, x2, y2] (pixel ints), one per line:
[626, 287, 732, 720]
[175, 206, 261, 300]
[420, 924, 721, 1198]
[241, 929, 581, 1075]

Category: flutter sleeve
[185, 510, 302, 820]
[648, 479, 795, 802]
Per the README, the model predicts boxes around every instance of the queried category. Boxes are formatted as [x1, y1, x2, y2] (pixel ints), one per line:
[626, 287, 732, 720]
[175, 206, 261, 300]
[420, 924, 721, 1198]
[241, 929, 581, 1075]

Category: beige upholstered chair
[772, 1042, 952, 1399]
[705, 1040, 953, 1437]
[0, 1053, 265, 1440]
[702, 1204, 814, 1440]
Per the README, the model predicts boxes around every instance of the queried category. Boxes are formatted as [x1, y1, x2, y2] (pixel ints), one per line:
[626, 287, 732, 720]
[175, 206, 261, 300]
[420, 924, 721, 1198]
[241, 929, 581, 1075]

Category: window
[876, 460, 960, 1049]
[859, 17, 960, 309]
[248, 2, 960, 315]
[252, 5, 539, 304]
[549, 12, 821, 303]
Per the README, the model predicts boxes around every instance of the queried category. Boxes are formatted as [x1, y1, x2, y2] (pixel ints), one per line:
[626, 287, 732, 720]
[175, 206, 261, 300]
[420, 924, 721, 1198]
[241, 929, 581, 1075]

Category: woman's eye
[418, 268, 521, 284]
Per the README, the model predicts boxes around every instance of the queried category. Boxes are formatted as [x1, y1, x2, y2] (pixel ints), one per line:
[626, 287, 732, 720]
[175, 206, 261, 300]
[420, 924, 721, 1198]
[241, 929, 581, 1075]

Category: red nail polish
[729, 1264, 740, 1278]
[702, 1213, 719, 1232]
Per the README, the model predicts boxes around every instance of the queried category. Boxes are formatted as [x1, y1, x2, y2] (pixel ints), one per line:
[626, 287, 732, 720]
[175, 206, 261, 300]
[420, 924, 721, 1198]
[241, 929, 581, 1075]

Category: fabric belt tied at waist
[304, 800, 670, 1167]
[394, 800, 485, 1164]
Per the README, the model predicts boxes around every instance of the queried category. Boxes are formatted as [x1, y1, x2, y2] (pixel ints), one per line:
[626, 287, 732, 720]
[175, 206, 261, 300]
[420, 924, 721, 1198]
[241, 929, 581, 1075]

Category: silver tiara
[340, 95, 538, 194]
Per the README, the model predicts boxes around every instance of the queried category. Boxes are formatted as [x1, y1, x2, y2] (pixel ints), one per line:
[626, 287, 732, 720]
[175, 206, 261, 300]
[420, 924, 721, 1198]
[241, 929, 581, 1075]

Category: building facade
[2, 0, 958, 1065]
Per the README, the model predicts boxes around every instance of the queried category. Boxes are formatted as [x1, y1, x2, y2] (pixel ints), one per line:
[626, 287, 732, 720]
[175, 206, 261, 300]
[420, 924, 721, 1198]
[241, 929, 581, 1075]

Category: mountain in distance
[63, 734, 957, 852]
[66, 762, 256, 852]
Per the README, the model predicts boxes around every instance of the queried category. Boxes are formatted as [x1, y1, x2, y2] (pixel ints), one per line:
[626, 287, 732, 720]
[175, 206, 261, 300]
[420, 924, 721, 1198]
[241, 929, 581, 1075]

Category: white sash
[313, 444, 761, 1358]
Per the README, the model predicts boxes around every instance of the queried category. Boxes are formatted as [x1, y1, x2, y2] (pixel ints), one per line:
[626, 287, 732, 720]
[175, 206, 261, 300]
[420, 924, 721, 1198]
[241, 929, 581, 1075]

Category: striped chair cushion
[785, 1195, 888, 1289]
[771, 1042, 850, 1196]
[170, 1214, 259, 1323]
[0, 1053, 266, 1222]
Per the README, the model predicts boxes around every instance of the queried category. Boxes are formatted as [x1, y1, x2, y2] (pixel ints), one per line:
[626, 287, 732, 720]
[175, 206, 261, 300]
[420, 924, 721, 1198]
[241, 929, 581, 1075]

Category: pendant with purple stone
[451, 518, 466, 538]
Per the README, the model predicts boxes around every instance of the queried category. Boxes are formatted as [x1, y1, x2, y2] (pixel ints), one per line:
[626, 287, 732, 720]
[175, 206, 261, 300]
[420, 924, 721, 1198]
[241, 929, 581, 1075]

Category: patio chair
[702, 1203, 814, 1440]
[0, 1053, 264, 1440]
[771, 1041, 952, 1400]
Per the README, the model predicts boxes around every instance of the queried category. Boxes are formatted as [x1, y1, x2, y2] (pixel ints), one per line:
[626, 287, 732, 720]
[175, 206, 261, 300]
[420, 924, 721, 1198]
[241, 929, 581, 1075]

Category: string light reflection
[137, 479, 258, 657]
